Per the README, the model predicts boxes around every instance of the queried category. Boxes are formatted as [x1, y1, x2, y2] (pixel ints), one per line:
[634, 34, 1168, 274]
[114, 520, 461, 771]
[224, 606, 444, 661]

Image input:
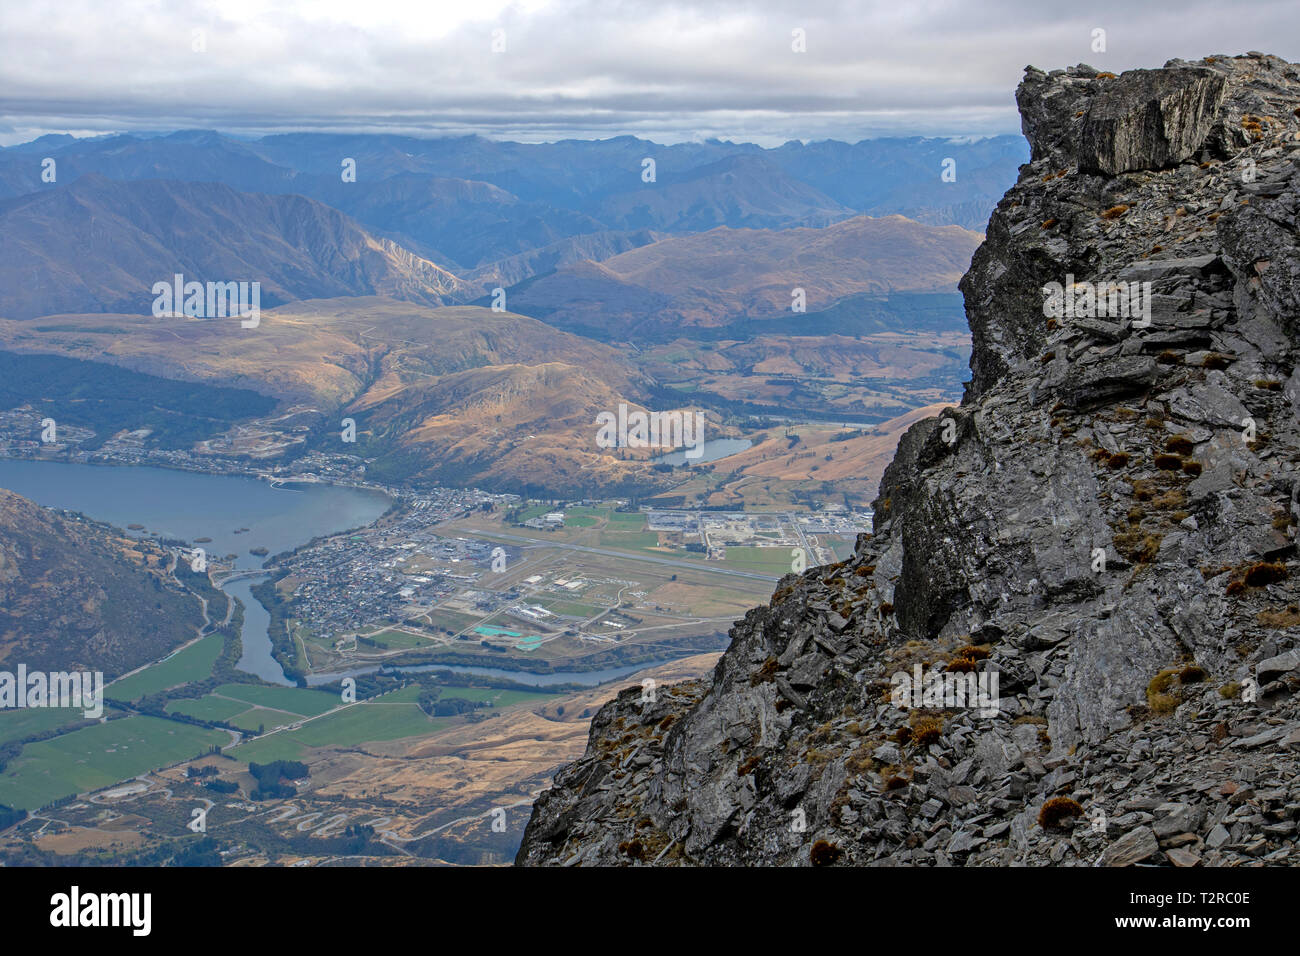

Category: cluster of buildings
[521, 511, 566, 530]
[275, 491, 512, 640]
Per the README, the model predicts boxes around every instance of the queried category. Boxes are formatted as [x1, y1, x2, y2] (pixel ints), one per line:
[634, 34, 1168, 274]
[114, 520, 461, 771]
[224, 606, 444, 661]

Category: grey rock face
[1079, 69, 1228, 175]
[517, 53, 1300, 868]
[1100, 826, 1160, 866]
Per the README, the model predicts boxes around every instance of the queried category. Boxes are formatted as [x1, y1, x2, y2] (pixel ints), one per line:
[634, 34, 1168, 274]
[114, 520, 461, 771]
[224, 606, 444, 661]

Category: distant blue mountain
[0, 130, 1027, 271]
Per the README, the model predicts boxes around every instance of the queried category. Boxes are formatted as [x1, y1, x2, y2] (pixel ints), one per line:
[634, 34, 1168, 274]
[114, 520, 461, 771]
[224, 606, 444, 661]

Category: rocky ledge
[517, 53, 1300, 867]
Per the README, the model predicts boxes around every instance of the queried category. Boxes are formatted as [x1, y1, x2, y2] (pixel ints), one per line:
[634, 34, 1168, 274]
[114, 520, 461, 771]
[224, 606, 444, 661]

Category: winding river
[0, 460, 392, 684]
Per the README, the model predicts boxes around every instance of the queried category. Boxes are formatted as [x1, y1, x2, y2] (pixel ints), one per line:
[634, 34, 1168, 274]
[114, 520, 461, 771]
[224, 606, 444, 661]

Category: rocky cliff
[516, 53, 1300, 867]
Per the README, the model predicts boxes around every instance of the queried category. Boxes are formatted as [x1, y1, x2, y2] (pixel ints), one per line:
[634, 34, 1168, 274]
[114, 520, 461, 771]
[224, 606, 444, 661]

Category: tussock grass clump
[947, 644, 989, 672]
[883, 772, 909, 791]
[1107, 452, 1130, 469]
[751, 656, 779, 686]
[1154, 453, 1182, 470]
[1179, 665, 1208, 684]
[1151, 489, 1186, 510]
[1202, 352, 1233, 370]
[1101, 204, 1130, 220]
[618, 838, 647, 861]
[1038, 797, 1084, 829]
[909, 715, 943, 749]
[1114, 529, 1162, 563]
[1182, 460, 1202, 477]
[1146, 664, 1208, 714]
[1147, 668, 1182, 714]
[1243, 561, 1287, 587]
[1165, 435, 1195, 456]
[1257, 605, 1300, 628]
[810, 840, 843, 866]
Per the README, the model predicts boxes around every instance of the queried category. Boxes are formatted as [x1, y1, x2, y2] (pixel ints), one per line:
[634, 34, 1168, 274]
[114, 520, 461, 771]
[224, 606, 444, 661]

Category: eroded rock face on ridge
[517, 53, 1300, 867]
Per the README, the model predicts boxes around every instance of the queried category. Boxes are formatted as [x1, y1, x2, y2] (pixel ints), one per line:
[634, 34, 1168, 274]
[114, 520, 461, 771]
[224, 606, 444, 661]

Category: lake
[0, 460, 391, 571]
[0, 460, 392, 684]
[651, 437, 752, 466]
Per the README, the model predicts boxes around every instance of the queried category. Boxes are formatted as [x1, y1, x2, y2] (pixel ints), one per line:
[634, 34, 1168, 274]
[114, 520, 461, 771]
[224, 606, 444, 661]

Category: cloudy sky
[1, 0, 1297, 146]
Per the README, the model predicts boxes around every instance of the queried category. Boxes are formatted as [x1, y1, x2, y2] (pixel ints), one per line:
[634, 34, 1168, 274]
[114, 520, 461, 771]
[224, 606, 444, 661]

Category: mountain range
[0, 127, 1017, 496]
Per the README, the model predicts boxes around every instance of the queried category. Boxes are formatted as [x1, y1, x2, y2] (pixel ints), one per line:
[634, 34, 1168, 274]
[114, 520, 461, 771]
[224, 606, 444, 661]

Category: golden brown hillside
[0, 299, 686, 494]
[510, 214, 983, 338]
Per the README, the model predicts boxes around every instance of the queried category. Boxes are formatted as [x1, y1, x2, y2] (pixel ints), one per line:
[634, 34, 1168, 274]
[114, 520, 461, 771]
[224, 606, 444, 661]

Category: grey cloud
[1, 0, 1296, 145]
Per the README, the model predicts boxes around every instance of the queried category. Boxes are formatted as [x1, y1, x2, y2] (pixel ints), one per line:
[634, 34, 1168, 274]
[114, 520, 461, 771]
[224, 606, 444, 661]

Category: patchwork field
[165, 683, 340, 735]
[229, 687, 449, 763]
[107, 633, 224, 702]
[0, 716, 226, 810]
[0, 706, 94, 747]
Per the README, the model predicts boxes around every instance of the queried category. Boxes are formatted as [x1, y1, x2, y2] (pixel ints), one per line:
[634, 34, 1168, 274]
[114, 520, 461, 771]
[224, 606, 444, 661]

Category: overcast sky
[1, 0, 1297, 147]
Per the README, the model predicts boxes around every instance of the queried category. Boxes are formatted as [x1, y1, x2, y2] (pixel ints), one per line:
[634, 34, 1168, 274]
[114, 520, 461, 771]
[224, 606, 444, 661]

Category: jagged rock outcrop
[517, 53, 1300, 867]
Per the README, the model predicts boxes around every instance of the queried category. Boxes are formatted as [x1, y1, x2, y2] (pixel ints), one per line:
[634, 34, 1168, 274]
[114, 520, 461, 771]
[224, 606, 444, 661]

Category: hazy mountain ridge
[0, 130, 1025, 286]
[0, 176, 474, 319]
[508, 215, 984, 339]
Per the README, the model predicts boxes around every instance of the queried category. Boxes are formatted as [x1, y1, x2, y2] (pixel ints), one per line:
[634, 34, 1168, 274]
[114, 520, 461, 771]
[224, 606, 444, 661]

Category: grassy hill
[0, 488, 206, 677]
[0, 298, 679, 495]
[507, 214, 984, 340]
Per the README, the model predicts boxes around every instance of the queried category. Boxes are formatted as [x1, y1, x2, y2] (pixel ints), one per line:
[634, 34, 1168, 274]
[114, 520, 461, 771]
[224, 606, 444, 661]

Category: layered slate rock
[517, 53, 1300, 868]
[1079, 68, 1227, 175]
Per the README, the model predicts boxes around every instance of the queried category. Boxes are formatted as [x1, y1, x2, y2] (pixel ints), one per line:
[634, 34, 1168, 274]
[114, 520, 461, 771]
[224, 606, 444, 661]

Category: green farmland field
[211, 683, 338, 717]
[722, 546, 798, 574]
[229, 688, 448, 763]
[107, 634, 223, 702]
[0, 716, 226, 810]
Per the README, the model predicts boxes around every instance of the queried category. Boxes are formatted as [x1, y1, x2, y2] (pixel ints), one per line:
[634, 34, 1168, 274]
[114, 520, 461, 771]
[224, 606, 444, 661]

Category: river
[0, 460, 392, 684]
